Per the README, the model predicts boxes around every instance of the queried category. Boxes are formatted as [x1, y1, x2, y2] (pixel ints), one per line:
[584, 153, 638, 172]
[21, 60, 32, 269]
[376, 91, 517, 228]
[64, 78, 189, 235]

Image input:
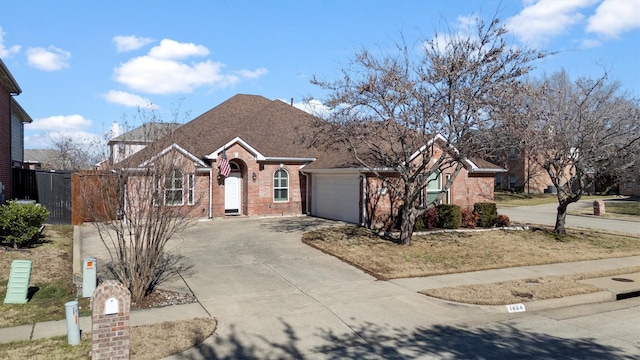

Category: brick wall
[91, 280, 131, 360]
[365, 166, 496, 229]
[211, 143, 305, 218]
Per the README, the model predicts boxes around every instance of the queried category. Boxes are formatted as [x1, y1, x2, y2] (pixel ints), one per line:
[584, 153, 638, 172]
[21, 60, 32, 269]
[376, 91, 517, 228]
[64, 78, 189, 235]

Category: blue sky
[1, 0, 639, 150]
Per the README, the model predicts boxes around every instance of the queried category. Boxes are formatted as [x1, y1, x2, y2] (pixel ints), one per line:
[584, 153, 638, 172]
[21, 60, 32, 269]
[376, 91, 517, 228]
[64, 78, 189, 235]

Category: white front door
[224, 173, 241, 214]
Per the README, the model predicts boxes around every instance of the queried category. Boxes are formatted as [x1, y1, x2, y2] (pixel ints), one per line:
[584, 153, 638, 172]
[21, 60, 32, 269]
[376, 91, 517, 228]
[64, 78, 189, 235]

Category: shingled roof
[123, 94, 324, 167]
[120, 93, 503, 173]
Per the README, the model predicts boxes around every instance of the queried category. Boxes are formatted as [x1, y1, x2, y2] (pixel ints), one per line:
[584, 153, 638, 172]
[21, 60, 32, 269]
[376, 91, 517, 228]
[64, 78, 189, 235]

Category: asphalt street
[498, 199, 639, 235]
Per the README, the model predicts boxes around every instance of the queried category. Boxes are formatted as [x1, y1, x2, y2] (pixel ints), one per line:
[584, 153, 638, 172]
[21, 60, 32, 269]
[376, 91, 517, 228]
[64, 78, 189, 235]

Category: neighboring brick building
[493, 146, 554, 194]
[115, 94, 503, 226]
[619, 165, 640, 196]
[0, 59, 32, 203]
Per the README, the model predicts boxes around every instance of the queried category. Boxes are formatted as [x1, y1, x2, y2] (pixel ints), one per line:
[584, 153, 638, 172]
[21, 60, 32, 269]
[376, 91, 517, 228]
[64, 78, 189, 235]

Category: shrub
[461, 208, 479, 228]
[414, 215, 425, 231]
[423, 207, 439, 229]
[0, 201, 49, 248]
[437, 204, 462, 229]
[474, 202, 498, 227]
[497, 214, 511, 227]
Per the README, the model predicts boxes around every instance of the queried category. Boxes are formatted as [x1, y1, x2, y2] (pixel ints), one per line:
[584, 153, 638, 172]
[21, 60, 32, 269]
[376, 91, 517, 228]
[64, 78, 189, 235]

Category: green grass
[494, 192, 557, 206]
[605, 200, 640, 216]
[494, 191, 606, 206]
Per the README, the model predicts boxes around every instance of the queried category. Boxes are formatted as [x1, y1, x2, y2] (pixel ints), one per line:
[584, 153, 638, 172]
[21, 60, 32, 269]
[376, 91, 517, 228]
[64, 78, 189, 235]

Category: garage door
[312, 174, 361, 224]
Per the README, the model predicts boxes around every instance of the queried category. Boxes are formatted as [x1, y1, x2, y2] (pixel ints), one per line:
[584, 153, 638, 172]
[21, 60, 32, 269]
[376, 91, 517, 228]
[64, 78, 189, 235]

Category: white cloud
[113, 35, 154, 52]
[24, 131, 102, 150]
[148, 39, 209, 59]
[234, 67, 268, 79]
[113, 38, 267, 95]
[506, 0, 599, 44]
[102, 90, 157, 109]
[0, 26, 20, 58]
[26, 114, 92, 131]
[291, 99, 333, 118]
[586, 0, 640, 38]
[26, 46, 71, 71]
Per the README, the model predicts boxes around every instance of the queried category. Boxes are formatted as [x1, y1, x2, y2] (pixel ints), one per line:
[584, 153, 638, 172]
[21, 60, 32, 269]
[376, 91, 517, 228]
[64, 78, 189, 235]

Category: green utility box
[4, 260, 33, 304]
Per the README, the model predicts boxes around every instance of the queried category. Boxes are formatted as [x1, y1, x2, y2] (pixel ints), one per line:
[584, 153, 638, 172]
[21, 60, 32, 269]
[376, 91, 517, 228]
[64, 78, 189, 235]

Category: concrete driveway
[158, 217, 501, 359]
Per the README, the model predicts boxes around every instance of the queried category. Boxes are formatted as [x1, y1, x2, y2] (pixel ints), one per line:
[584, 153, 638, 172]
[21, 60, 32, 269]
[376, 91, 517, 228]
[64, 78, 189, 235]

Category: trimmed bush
[461, 208, 479, 228]
[0, 201, 49, 248]
[474, 202, 498, 227]
[423, 207, 439, 229]
[497, 214, 511, 227]
[437, 204, 462, 229]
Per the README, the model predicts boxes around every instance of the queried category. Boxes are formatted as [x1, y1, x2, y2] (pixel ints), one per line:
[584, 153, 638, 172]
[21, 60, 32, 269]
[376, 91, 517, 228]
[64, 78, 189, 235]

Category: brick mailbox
[91, 280, 131, 360]
[593, 200, 606, 216]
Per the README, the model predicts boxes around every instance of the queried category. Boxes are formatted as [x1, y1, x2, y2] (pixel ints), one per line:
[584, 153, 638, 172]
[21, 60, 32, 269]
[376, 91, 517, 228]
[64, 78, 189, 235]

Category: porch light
[252, 172, 257, 181]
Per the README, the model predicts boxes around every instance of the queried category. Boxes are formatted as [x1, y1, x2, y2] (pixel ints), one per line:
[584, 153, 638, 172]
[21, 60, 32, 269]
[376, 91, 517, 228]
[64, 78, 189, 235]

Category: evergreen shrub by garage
[0, 200, 49, 248]
[474, 202, 498, 227]
[437, 204, 461, 229]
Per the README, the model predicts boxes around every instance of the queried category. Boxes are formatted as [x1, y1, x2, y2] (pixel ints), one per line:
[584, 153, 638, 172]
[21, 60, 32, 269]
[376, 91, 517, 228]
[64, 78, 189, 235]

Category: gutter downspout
[209, 168, 213, 219]
[301, 171, 310, 214]
[360, 173, 367, 227]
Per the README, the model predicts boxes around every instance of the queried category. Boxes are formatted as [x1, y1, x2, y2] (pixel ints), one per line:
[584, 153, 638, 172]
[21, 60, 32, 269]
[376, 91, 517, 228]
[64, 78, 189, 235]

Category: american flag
[218, 148, 231, 177]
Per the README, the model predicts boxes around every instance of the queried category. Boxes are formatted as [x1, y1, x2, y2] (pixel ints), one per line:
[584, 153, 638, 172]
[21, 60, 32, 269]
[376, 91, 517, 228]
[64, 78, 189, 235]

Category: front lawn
[302, 226, 640, 280]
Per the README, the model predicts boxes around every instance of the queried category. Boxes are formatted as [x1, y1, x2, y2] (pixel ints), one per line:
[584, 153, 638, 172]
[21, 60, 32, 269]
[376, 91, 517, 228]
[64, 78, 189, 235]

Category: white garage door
[312, 174, 361, 224]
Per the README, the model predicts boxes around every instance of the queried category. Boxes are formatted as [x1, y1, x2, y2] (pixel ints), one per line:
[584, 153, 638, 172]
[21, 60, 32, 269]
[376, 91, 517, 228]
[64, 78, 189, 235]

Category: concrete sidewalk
[1, 255, 638, 345]
[0, 302, 209, 343]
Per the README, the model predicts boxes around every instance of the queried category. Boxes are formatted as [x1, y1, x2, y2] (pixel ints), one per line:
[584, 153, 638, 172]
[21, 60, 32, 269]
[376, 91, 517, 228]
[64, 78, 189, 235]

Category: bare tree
[312, 17, 545, 245]
[512, 69, 639, 234]
[78, 107, 200, 303]
[46, 133, 104, 170]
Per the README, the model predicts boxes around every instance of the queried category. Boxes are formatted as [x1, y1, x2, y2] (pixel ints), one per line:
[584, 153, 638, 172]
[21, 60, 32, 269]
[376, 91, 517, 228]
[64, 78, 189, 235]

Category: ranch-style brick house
[117, 94, 504, 227]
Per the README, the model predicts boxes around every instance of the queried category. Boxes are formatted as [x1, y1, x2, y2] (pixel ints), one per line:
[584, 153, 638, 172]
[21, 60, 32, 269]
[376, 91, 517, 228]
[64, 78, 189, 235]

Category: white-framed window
[508, 147, 516, 161]
[165, 168, 184, 206]
[509, 174, 516, 189]
[626, 178, 633, 189]
[187, 173, 195, 205]
[425, 171, 441, 205]
[273, 169, 289, 202]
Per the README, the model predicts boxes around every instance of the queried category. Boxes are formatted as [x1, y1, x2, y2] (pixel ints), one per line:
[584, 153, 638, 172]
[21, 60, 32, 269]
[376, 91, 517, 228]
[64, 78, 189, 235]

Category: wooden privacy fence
[71, 171, 119, 225]
[12, 169, 72, 224]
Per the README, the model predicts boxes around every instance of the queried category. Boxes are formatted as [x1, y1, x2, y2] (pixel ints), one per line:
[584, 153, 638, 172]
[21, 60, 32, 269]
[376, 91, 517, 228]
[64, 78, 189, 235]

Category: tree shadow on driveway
[173, 319, 636, 359]
[259, 216, 339, 234]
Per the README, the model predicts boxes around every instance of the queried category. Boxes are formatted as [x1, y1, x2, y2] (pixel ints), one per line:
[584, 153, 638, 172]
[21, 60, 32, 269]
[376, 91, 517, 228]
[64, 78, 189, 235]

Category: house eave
[262, 157, 317, 163]
[469, 168, 507, 174]
[0, 59, 22, 95]
[11, 98, 32, 123]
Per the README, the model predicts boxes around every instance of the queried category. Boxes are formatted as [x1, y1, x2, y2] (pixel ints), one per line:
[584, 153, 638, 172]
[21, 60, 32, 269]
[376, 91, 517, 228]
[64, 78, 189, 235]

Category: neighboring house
[493, 146, 555, 194]
[107, 122, 182, 165]
[115, 94, 504, 227]
[0, 58, 32, 203]
[619, 164, 640, 196]
[23, 149, 61, 170]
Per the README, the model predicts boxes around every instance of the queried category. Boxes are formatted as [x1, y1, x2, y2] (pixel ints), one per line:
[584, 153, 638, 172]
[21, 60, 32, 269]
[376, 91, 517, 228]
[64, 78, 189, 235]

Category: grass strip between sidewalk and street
[302, 225, 640, 305]
[0, 317, 216, 360]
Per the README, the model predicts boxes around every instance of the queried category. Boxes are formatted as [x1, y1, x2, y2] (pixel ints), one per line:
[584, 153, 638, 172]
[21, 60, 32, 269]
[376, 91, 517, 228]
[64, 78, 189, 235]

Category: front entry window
[165, 168, 184, 205]
[274, 169, 289, 202]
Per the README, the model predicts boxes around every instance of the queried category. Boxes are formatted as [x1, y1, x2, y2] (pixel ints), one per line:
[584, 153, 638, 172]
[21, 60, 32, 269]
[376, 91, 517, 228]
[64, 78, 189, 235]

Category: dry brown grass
[421, 266, 640, 305]
[303, 225, 640, 305]
[0, 226, 90, 327]
[302, 226, 640, 280]
[0, 317, 216, 360]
